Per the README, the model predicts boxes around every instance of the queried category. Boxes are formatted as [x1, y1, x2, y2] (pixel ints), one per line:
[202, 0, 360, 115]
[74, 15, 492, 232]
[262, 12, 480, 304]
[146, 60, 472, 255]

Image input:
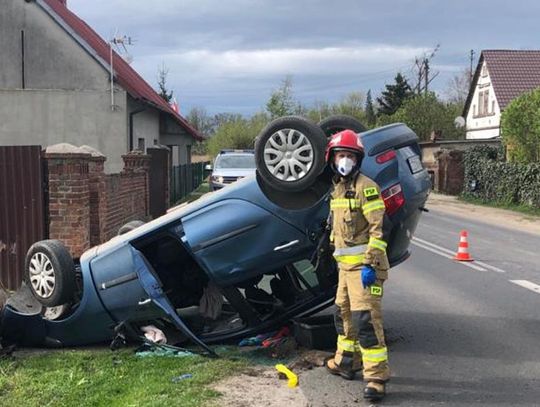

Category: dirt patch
[427, 193, 540, 235]
[211, 366, 309, 407]
[211, 349, 332, 407]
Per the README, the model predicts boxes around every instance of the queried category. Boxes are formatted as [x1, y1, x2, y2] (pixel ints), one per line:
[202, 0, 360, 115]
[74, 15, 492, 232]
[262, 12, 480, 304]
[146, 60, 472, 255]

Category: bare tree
[444, 69, 471, 106]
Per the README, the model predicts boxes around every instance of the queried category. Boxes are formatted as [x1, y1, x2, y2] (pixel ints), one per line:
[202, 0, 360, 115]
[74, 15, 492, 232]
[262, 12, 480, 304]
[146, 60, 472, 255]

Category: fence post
[44, 144, 91, 257]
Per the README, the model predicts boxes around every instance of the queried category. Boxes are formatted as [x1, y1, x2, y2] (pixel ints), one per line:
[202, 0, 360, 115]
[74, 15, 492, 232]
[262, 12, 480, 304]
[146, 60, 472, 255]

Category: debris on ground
[141, 325, 167, 344]
[275, 363, 298, 388]
[171, 373, 193, 383]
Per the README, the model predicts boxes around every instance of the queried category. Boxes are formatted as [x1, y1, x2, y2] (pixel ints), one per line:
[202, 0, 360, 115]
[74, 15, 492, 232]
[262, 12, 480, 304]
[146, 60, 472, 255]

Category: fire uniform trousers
[330, 173, 390, 383]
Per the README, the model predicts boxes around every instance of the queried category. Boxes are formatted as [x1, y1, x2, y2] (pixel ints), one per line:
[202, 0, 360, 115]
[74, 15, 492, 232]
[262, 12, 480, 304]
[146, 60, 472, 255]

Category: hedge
[462, 145, 540, 208]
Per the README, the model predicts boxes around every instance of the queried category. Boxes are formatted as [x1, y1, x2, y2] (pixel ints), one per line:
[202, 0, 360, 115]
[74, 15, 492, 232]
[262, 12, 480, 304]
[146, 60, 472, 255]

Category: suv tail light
[382, 183, 405, 216]
[376, 150, 396, 164]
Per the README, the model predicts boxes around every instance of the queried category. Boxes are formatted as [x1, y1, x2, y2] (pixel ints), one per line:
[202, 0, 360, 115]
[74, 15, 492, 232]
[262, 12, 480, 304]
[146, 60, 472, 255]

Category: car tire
[117, 220, 145, 235]
[25, 240, 76, 308]
[318, 114, 366, 138]
[255, 116, 327, 192]
[42, 303, 71, 321]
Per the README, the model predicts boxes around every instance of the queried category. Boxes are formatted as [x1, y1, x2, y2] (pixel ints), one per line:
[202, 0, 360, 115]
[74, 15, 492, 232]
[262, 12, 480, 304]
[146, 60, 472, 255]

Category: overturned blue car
[0, 115, 431, 355]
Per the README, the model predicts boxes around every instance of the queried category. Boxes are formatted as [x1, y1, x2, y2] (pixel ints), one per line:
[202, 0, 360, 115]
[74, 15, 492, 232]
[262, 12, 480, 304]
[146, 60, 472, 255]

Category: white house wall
[465, 61, 502, 139]
[0, 89, 128, 173]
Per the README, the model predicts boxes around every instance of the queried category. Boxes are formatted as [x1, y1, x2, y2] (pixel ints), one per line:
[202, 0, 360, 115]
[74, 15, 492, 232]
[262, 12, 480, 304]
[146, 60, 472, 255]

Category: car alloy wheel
[255, 116, 327, 192]
[263, 128, 314, 182]
[28, 252, 56, 299]
[24, 240, 76, 307]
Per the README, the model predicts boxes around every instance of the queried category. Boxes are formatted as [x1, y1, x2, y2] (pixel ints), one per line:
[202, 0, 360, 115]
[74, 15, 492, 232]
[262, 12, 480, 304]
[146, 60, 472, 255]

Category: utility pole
[469, 49, 475, 86]
[413, 44, 440, 95]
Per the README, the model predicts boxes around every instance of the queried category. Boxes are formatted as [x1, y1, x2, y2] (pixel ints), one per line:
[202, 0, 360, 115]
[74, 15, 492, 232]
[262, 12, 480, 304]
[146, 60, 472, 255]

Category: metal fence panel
[170, 161, 209, 205]
[0, 146, 46, 290]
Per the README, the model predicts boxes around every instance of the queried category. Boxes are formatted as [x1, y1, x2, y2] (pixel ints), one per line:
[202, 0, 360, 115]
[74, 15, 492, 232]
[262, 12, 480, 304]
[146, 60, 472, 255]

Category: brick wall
[45, 150, 91, 257]
[102, 152, 150, 240]
[44, 145, 154, 257]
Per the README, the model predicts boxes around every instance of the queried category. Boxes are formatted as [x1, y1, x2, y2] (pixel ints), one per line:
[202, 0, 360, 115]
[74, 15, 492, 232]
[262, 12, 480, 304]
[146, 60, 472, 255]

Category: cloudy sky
[68, 0, 540, 115]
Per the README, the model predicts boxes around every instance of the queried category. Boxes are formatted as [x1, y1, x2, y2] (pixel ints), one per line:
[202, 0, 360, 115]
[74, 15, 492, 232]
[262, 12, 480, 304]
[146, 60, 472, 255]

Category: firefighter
[324, 129, 390, 401]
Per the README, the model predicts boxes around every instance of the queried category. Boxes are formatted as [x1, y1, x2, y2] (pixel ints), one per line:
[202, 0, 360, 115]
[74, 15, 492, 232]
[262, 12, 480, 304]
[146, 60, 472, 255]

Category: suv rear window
[215, 154, 255, 169]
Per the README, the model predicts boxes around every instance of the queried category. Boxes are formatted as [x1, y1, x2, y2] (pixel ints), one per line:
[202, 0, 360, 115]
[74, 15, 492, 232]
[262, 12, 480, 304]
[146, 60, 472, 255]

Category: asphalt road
[301, 205, 540, 406]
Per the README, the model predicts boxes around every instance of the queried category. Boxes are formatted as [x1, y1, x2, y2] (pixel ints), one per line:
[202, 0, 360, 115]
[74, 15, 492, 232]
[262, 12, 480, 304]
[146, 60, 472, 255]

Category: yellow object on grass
[275, 364, 298, 388]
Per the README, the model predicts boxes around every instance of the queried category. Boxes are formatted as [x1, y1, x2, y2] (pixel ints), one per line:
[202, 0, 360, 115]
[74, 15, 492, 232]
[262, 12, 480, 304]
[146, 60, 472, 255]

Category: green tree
[207, 115, 268, 157]
[157, 63, 173, 103]
[266, 76, 297, 118]
[381, 92, 465, 141]
[365, 89, 376, 127]
[376, 73, 413, 116]
[501, 88, 540, 163]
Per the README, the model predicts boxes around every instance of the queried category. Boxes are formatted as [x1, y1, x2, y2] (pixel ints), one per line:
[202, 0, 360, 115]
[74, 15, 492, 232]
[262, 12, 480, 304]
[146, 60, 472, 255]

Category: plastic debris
[238, 331, 276, 347]
[141, 325, 167, 344]
[275, 364, 298, 388]
[171, 373, 193, 383]
[262, 326, 290, 348]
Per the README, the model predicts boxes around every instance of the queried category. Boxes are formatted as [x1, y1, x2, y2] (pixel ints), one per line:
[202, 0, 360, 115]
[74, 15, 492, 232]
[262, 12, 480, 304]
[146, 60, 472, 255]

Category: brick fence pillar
[81, 145, 107, 246]
[44, 144, 91, 257]
[122, 151, 151, 218]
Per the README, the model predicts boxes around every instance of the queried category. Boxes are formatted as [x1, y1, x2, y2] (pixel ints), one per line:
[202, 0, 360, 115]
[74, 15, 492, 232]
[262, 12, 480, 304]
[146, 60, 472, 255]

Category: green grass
[0, 348, 246, 407]
[458, 195, 540, 218]
[175, 182, 211, 206]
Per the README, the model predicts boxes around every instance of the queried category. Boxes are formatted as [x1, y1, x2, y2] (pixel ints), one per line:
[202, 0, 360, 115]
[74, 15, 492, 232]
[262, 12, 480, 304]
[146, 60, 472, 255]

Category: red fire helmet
[325, 129, 365, 163]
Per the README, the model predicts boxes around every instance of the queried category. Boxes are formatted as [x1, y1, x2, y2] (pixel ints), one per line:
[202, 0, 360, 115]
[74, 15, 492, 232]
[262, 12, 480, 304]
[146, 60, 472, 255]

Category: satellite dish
[454, 116, 466, 128]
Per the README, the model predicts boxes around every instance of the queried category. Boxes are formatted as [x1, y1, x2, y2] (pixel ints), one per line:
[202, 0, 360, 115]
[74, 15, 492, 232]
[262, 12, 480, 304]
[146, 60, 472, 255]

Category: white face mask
[336, 157, 355, 176]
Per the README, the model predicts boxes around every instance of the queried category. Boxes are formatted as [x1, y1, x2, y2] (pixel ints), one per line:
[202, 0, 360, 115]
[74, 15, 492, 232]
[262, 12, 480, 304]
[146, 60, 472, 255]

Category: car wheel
[318, 114, 366, 138]
[25, 240, 76, 307]
[255, 116, 327, 192]
[117, 220, 145, 235]
[42, 303, 71, 320]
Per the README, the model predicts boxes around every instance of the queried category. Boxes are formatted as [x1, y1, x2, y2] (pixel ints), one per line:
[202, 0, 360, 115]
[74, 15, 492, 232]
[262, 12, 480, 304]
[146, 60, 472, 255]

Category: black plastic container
[292, 314, 337, 350]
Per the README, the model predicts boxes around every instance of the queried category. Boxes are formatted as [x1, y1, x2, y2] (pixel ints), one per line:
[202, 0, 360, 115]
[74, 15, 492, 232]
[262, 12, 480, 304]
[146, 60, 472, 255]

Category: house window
[473, 104, 476, 117]
[492, 100, 495, 113]
[478, 91, 484, 116]
[484, 89, 489, 115]
[137, 138, 145, 152]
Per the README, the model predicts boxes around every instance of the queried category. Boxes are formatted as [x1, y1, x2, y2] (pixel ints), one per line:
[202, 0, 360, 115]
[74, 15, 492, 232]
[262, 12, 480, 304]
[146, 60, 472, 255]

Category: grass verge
[175, 182, 211, 206]
[0, 348, 246, 407]
[458, 195, 540, 218]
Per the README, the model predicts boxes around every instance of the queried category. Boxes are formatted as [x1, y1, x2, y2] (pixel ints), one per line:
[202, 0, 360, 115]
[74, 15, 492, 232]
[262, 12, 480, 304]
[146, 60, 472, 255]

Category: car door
[181, 198, 312, 286]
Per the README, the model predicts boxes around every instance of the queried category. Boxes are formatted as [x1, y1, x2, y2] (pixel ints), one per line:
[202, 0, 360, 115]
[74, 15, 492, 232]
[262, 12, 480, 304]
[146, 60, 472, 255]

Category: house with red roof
[463, 50, 540, 140]
[0, 0, 202, 172]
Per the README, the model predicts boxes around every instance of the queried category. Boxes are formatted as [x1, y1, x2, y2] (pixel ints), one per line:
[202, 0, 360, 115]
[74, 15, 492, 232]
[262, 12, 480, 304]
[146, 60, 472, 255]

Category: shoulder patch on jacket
[363, 187, 379, 200]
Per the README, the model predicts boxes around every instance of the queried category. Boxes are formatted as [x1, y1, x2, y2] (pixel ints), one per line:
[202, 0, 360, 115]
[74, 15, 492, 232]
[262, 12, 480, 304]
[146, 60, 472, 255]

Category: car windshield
[215, 155, 255, 169]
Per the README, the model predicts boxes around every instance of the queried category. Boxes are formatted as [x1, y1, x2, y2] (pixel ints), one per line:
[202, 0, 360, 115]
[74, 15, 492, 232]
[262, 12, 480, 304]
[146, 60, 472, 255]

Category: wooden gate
[0, 146, 46, 290]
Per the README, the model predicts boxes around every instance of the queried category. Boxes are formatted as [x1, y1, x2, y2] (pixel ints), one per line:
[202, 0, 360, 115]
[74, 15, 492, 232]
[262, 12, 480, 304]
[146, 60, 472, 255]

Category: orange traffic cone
[454, 230, 473, 261]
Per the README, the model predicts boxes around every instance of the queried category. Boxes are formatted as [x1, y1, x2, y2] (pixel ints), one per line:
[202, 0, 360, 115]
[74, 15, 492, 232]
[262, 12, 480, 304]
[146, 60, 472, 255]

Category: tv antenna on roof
[108, 29, 135, 111]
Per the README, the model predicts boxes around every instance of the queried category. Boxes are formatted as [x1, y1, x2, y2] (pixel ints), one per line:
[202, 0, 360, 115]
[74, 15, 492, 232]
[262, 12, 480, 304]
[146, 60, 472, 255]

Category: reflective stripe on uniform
[334, 254, 365, 265]
[362, 199, 385, 215]
[368, 237, 387, 252]
[360, 346, 388, 363]
[333, 245, 367, 256]
[334, 244, 367, 264]
[331, 198, 361, 210]
[337, 335, 357, 353]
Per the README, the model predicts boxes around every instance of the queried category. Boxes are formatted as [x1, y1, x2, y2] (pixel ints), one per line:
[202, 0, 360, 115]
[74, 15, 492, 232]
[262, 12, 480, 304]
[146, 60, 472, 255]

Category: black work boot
[324, 356, 355, 380]
[363, 382, 386, 401]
